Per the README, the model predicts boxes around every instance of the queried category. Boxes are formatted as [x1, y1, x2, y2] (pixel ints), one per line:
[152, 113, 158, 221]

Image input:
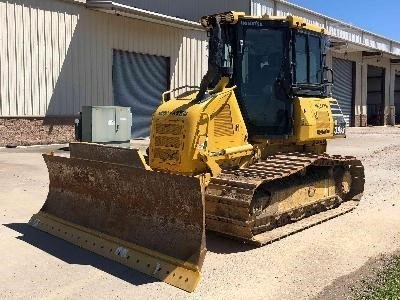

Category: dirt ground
[1, 127, 400, 300]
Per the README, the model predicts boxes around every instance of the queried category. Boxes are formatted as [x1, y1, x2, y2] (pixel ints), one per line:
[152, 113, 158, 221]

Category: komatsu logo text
[317, 129, 330, 135]
[241, 20, 262, 27]
[158, 110, 188, 117]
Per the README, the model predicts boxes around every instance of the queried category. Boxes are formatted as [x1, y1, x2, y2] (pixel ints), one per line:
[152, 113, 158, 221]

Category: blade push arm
[195, 15, 224, 102]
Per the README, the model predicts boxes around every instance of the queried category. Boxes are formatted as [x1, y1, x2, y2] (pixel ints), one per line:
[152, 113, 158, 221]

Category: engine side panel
[149, 88, 251, 175]
[293, 97, 335, 143]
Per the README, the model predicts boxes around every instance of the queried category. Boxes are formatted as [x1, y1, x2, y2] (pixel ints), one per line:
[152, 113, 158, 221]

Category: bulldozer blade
[29, 153, 206, 292]
[68, 142, 150, 169]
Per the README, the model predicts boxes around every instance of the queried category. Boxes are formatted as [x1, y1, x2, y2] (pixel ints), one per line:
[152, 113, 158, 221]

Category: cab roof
[200, 11, 328, 35]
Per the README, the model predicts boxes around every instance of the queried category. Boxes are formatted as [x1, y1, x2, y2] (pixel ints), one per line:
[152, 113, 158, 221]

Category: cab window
[295, 33, 322, 84]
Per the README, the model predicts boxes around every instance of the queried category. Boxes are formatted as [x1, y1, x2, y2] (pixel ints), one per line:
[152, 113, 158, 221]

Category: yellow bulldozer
[29, 12, 364, 292]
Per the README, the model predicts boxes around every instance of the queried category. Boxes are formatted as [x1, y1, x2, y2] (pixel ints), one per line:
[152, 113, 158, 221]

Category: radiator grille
[155, 123, 183, 135]
[153, 148, 180, 162]
[214, 104, 234, 137]
[153, 121, 183, 163]
[155, 136, 181, 148]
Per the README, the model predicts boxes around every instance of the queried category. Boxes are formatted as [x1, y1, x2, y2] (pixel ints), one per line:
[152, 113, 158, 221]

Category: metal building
[0, 0, 207, 145]
[1, 0, 400, 146]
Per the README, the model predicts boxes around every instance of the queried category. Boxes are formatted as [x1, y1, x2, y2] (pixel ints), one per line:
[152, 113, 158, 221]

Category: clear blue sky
[288, 0, 399, 41]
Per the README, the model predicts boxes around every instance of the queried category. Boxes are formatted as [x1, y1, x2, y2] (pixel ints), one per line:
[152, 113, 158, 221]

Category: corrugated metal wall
[251, 0, 274, 16]
[0, 0, 207, 117]
[109, 0, 250, 22]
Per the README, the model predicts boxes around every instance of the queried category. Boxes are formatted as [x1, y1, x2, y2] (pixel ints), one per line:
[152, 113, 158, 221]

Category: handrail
[161, 85, 200, 103]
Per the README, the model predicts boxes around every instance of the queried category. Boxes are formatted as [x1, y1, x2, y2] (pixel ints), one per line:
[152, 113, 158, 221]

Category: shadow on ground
[4, 223, 156, 286]
[204, 231, 256, 254]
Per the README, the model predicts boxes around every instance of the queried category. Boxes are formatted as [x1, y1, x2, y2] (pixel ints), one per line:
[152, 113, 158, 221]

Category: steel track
[205, 152, 365, 245]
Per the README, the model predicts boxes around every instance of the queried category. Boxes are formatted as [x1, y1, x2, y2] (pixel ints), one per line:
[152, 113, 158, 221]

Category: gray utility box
[81, 106, 132, 143]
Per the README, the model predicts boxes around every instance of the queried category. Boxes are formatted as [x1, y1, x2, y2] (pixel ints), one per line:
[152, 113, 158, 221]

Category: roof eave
[86, 1, 204, 31]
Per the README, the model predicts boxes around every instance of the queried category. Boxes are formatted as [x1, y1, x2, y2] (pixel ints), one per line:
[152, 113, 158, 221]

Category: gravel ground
[1, 127, 400, 299]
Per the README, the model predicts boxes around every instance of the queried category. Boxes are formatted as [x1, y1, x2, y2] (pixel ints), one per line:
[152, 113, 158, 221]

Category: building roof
[86, 1, 204, 30]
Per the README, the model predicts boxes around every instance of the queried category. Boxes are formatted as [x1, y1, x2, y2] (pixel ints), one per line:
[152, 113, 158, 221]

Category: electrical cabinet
[80, 106, 132, 142]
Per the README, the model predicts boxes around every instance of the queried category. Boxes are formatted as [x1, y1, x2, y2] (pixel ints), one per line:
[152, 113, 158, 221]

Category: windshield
[236, 25, 291, 136]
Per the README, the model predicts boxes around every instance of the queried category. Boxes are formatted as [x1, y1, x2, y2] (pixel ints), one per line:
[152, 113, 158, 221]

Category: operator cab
[218, 17, 332, 138]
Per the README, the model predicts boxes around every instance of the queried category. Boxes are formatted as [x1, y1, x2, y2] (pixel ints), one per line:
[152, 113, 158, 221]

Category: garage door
[332, 58, 354, 126]
[113, 50, 170, 138]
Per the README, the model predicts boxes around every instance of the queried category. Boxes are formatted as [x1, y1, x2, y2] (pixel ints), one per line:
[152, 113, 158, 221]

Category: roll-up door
[113, 50, 170, 138]
[332, 58, 354, 126]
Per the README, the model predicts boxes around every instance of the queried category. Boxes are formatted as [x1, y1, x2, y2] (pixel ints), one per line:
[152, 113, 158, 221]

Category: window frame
[293, 31, 322, 84]
[234, 20, 293, 137]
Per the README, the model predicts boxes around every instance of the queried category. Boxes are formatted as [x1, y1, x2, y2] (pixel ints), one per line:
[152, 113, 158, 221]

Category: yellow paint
[149, 80, 252, 176]
[29, 212, 201, 292]
[268, 178, 335, 214]
[150, 76, 337, 176]
[150, 12, 341, 176]
[293, 97, 335, 143]
[206, 11, 328, 35]
[285, 15, 327, 34]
